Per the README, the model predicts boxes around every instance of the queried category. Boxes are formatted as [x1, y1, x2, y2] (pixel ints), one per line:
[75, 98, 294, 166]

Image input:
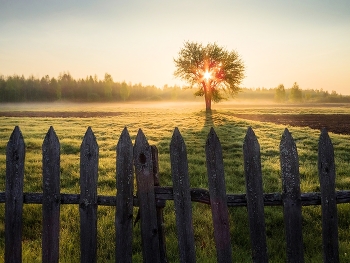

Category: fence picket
[243, 127, 268, 263]
[318, 128, 339, 263]
[42, 126, 60, 263]
[134, 129, 161, 263]
[5, 126, 25, 263]
[280, 128, 304, 263]
[151, 145, 168, 263]
[80, 127, 99, 263]
[116, 127, 134, 263]
[206, 127, 232, 263]
[170, 127, 196, 263]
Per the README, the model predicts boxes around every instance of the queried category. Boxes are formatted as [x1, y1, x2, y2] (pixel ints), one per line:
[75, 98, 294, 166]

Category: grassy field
[0, 101, 350, 262]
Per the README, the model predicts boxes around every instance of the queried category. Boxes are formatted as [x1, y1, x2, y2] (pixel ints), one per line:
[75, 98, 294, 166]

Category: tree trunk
[204, 84, 212, 112]
[205, 96, 211, 112]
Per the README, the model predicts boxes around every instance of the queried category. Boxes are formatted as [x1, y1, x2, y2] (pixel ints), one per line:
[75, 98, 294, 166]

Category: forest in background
[1, 73, 350, 103]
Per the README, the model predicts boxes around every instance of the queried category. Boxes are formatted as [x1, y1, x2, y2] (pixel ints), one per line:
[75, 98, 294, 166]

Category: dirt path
[233, 114, 350, 135]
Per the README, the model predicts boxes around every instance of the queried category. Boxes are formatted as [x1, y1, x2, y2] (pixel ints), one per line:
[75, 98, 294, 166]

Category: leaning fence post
[206, 127, 232, 263]
[116, 127, 134, 263]
[42, 126, 61, 263]
[280, 128, 304, 263]
[243, 127, 268, 263]
[80, 127, 99, 263]
[134, 129, 161, 263]
[5, 126, 25, 263]
[151, 145, 168, 263]
[318, 128, 339, 263]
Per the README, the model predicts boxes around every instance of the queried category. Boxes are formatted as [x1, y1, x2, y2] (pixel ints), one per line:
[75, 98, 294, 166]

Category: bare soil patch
[233, 114, 350, 135]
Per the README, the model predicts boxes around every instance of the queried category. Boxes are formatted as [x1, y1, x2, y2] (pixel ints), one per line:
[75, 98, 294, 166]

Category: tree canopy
[289, 82, 303, 102]
[174, 41, 245, 111]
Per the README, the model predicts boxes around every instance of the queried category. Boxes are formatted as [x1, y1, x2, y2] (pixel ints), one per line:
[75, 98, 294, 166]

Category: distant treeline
[1, 73, 349, 103]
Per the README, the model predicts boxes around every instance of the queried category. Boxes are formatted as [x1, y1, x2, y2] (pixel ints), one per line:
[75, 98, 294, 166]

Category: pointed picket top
[243, 127, 259, 156]
[318, 128, 339, 262]
[243, 127, 268, 263]
[206, 127, 224, 187]
[170, 127, 196, 263]
[170, 127, 187, 157]
[117, 127, 132, 152]
[6, 125, 26, 182]
[206, 127, 219, 150]
[5, 126, 25, 263]
[7, 126, 25, 155]
[135, 128, 147, 144]
[81, 127, 98, 160]
[43, 126, 60, 162]
[43, 126, 59, 146]
[80, 126, 98, 190]
[280, 128, 304, 262]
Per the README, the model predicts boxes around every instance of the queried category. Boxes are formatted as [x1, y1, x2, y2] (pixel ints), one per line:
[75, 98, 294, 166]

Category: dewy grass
[0, 102, 350, 262]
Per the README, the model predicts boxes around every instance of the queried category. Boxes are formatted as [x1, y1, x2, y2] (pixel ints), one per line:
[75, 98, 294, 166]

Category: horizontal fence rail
[2, 189, 350, 207]
[0, 125, 347, 263]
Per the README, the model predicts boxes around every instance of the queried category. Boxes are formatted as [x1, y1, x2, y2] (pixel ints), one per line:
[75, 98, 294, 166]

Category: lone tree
[174, 41, 245, 111]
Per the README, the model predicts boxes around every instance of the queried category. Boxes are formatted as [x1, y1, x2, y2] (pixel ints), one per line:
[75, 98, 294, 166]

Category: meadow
[0, 101, 350, 262]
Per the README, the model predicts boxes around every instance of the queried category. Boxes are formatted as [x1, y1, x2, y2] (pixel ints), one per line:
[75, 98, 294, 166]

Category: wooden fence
[1, 125, 349, 263]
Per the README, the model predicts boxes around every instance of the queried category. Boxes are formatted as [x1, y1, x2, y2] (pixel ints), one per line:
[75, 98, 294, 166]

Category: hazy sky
[1, 0, 350, 94]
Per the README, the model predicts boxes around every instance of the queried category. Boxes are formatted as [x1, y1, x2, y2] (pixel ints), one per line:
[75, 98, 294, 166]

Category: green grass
[0, 102, 350, 262]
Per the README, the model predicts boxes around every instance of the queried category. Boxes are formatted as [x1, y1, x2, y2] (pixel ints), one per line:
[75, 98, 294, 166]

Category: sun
[203, 70, 212, 81]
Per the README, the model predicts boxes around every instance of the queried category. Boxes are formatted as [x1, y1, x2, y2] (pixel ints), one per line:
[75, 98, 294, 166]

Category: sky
[1, 0, 350, 95]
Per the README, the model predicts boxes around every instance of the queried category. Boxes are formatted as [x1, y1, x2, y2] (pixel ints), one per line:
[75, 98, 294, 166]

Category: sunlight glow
[204, 71, 212, 81]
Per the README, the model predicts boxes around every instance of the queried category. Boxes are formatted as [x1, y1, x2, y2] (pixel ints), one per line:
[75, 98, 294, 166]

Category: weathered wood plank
[134, 129, 161, 263]
[280, 128, 304, 263]
[206, 127, 232, 263]
[2, 189, 350, 207]
[5, 126, 25, 263]
[151, 145, 168, 263]
[318, 128, 339, 263]
[42, 126, 61, 263]
[243, 127, 268, 262]
[170, 127, 196, 263]
[79, 127, 98, 263]
[115, 127, 134, 263]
